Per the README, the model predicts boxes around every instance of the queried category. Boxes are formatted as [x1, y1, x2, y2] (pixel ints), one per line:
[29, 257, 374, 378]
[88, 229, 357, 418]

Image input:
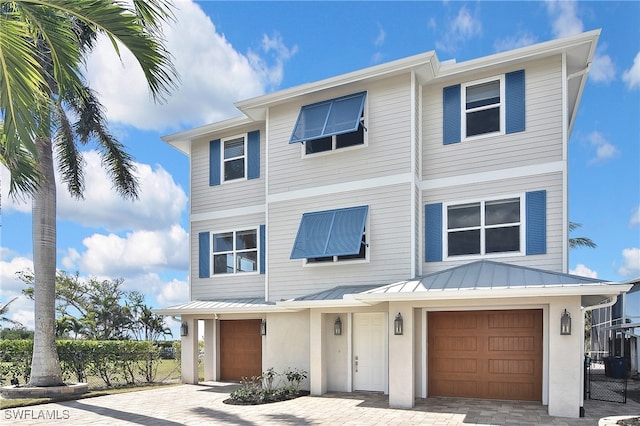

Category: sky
[1, 0, 639, 336]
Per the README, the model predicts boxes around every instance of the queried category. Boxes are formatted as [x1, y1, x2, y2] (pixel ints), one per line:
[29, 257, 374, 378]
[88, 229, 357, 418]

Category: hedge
[0, 340, 180, 387]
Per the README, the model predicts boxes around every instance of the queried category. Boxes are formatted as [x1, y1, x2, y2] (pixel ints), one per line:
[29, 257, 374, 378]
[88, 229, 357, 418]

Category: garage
[428, 309, 542, 401]
[220, 319, 263, 381]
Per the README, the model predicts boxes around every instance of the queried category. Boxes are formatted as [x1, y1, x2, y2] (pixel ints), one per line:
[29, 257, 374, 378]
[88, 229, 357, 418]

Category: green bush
[227, 368, 308, 405]
[0, 340, 174, 387]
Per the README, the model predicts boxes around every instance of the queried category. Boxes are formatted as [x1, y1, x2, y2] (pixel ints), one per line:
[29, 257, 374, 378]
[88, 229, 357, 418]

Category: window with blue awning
[290, 205, 369, 259]
[289, 92, 367, 144]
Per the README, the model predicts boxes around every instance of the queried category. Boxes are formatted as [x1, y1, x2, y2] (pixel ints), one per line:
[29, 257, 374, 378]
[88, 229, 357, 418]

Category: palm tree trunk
[29, 136, 63, 387]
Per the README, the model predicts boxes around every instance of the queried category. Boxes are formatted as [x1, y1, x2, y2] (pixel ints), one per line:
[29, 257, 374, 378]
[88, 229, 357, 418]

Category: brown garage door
[428, 309, 542, 401]
[220, 319, 262, 381]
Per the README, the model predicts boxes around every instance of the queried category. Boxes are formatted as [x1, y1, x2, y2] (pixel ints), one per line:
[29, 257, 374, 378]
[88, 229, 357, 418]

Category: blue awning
[290, 205, 368, 259]
[289, 92, 366, 144]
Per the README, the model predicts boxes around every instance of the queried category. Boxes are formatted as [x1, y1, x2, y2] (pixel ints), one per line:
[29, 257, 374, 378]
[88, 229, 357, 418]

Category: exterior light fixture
[334, 317, 342, 335]
[260, 319, 267, 336]
[180, 321, 189, 337]
[394, 313, 404, 335]
[560, 309, 571, 335]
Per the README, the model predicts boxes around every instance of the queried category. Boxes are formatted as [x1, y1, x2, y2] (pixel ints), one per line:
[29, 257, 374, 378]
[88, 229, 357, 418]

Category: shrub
[226, 368, 308, 405]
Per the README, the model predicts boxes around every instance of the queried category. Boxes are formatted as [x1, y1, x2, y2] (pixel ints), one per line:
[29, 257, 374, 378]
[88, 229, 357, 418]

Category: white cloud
[570, 264, 598, 278]
[62, 224, 188, 277]
[374, 23, 386, 47]
[586, 131, 619, 165]
[57, 150, 187, 232]
[84, 0, 296, 132]
[618, 247, 640, 277]
[436, 6, 482, 53]
[155, 278, 189, 308]
[590, 53, 616, 84]
[631, 206, 640, 228]
[493, 32, 537, 53]
[622, 51, 640, 90]
[546, 0, 583, 38]
[1, 165, 31, 214]
[0, 253, 35, 329]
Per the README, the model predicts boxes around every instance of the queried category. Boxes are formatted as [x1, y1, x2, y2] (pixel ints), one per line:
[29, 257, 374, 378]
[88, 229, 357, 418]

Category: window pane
[224, 158, 244, 180]
[466, 107, 500, 137]
[324, 94, 364, 135]
[486, 199, 520, 225]
[237, 251, 257, 273]
[224, 138, 244, 159]
[213, 232, 233, 252]
[466, 80, 500, 109]
[448, 229, 480, 256]
[335, 125, 364, 149]
[293, 102, 332, 141]
[337, 233, 366, 260]
[236, 230, 257, 250]
[213, 253, 234, 274]
[448, 203, 480, 229]
[305, 137, 332, 154]
[306, 256, 334, 263]
[486, 226, 520, 253]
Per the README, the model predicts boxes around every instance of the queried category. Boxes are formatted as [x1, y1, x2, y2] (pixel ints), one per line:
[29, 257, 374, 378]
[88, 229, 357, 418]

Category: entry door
[353, 313, 386, 391]
[219, 319, 262, 381]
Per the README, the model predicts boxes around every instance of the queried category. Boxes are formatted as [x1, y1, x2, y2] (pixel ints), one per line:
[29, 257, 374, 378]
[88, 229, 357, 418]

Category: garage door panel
[429, 309, 542, 401]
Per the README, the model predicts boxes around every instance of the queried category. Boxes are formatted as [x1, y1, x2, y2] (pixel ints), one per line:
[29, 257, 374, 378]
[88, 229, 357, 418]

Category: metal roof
[365, 260, 604, 295]
[153, 297, 279, 315]
[292, 285, 382, 302]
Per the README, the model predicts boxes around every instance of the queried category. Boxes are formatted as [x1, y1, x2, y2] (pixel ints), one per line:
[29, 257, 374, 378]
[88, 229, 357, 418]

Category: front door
[353, 313, 386, 391]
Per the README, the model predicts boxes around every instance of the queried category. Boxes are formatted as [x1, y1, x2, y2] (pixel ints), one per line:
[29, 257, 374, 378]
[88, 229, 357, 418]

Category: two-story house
[156, 29, 632, 418]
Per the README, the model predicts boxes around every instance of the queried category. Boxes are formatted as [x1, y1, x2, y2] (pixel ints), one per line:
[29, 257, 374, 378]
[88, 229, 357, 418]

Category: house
[155, 29, 633, 418]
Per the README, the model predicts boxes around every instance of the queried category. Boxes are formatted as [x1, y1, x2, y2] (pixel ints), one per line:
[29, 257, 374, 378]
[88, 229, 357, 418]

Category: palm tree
[0, 0, 177, 387]
[0, 297, 23, 328]
[569, 222, 597, 249]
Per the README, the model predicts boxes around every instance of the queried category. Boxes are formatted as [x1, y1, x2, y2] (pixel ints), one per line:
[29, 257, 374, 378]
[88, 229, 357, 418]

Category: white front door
[353, 313, 386, 391]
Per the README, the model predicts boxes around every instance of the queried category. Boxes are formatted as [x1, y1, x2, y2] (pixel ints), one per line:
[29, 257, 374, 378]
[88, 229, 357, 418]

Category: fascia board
[152, 305, 297, 315]
[236, 51, 438, 120]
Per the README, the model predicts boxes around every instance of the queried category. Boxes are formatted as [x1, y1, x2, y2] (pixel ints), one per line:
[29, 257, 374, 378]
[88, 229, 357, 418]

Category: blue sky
[2, 0, 639, 334]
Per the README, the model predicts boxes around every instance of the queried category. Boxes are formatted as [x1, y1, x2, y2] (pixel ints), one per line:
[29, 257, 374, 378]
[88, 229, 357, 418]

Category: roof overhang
[152, 299, 297, 316]
[161, 115, 254, 155]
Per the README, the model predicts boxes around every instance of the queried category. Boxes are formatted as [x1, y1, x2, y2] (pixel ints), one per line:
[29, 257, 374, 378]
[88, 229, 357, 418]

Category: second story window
[289, 92, 367, 155]
[446, 197, 521, 257]
[464, 78, 502, 138]
[213, 229, 257, 274]
[223, 136, 246, 182]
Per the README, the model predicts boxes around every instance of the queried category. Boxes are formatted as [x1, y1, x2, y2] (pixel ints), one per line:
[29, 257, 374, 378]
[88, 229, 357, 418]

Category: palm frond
[54, 100, 85, 198]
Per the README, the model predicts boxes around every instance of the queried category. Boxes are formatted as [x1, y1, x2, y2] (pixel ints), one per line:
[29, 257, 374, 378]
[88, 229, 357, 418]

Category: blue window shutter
[443, 85, 461, 145]
[198, 232, 210, 278]
[247, 130, 260, 180]
[259, 224, 266, 274]
[290, 206, 368, 259]
[209, 139, 221, 186]
[290, 92, 366, 143]
[526, 190, 546, 255]
[425, 203, 443, 262]
[505, 70, 525, 134]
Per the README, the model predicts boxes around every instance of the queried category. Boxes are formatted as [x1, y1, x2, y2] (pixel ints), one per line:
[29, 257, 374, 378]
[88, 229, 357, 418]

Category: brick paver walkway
[2, 382, 639, 425]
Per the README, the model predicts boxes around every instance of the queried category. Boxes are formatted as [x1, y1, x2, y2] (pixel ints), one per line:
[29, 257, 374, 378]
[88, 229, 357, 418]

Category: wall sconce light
[394, 313, 404, 335]
[260, 319, 267, 336]
[180, 321, 189, 337]
[560, 309, 571, 335]
[334, 317, 342, 335]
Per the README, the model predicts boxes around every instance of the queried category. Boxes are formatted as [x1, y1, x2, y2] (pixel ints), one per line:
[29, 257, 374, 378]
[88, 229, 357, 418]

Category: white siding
[267, 184, 412, 301]
[191, 212, 266, 300]
[190, 125, 266, 215]
[422, 56, 563, 180]
[267, 74, 412, 196]
[422, 172, 564, 273]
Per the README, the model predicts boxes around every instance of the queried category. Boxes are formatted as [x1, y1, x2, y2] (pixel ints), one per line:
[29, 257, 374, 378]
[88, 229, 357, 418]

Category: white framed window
[212, 228, 258, 274]
[445, 196, 522, 258]
[222, 134, 247, 182]
[304, 228, 368, 265]
[303, 111, 366, 156]
[462, 75, 505, 139]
